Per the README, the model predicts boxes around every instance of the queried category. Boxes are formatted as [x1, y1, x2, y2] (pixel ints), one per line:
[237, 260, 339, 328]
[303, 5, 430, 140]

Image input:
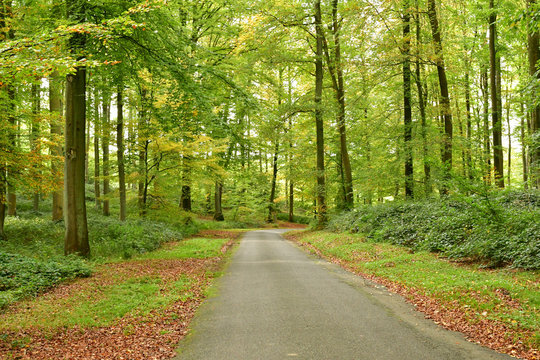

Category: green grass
[0, 196, 202, 308]
[0, 235, 235, 331]
[139, 237, 230, 260]
[288, 230, 540, 347]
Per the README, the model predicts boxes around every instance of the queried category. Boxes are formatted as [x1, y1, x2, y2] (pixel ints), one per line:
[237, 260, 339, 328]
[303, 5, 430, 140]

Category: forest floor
[284, 230, 539, 360]
[0, 230, 245, 360]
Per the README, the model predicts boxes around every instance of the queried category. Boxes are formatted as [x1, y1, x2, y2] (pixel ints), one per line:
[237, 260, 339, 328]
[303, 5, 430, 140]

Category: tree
[403, 0, 413, 198]
[427, 0, 452, 194]
[64, 0, 89, 256]
[314, 0, 326, 226]
[117, 84, 127, 221]
[101, 93, 111, 216]
[50, 74, 63, 222]
[490, 0, 504, 188]
[322, 0, 354, 208]
[529, 0, 540, 188]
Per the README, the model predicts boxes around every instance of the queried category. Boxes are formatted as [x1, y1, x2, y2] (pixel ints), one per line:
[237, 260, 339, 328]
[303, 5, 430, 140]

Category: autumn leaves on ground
[0, 230, 243, 360]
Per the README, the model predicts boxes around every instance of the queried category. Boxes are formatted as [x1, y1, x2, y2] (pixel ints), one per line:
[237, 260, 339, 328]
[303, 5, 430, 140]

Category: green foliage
[276, 212, 311, 224]
[328, 191, 540, 269]
[0, 197, 200, 308]
[0, 252, 92, 309]
[88, 214, 185, 260]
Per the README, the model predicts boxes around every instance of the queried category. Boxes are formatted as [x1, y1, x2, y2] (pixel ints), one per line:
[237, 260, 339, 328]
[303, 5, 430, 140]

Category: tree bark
[506, 87, 511, 186]
[180, 154, 192, 211]
[6, 83, 16, 216]
[31, 83, 40, 211]
[0, 174, 5, 239]
[521, 102, 529, 189]
[267, 141, 279, 223]
[528, 0, 540, 188]
[427, 0, 452, 194]
[93, 88, 101, 209]
[64, 0, 89, 256]
[138, 89, 148, 215]
[321, 0, 353, 209]
[403, 0, 413, 198]
[117, 85, 126, 221]
[101, 96, 110, 216]
[213, 180, 224, 221]
[50, 74, 63, 221]
[314, 0, 326, 226]
[489, 0, 504, 188]
[414, 0, 431, 196]
[465, 64, 473, 180]
[481, 69, 492, 185]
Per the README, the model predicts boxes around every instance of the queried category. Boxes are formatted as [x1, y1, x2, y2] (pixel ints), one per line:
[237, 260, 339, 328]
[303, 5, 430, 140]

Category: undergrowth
[327, 190, 540, 269]
[0, 197, 206, 309]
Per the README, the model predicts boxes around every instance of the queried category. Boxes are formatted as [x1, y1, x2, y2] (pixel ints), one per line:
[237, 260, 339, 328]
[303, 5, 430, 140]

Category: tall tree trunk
[528, 0, 540, 188]
[138, 89, 148, 215]
[465, 64, 473, 180]
[506, 87, 512, 186]
[332, 0, 353, 208]
[267, 141, 279, 223]
[521, 102, 529, 189]
[481, 70, 492, 185]
[50, 74, 63, 222]
[287, 74, 294, 222]
[321, 0, 353, 209]
[415, 0, 431, 196]
[31, 83, 40, 211]
[0, 170, 5, 239]
[64, 0, 89, 256]
[489, 0, 504, 188]
[213, 180, 224, 221]
[117, 85, 126, 221]
[2, 0, 15, 218]
[93, 88, 101, 209]
[180, 154, 192, 211]
[85, 99, 90, 184]
[101, 97, 110, 216]
[427, 0, 452, 195]
[0, 0, 13, 238]
[6, 83, 16, 216]
[314, 0, 326, 226]
[403, 0, 413, 198]
[456, 97, 466, 177]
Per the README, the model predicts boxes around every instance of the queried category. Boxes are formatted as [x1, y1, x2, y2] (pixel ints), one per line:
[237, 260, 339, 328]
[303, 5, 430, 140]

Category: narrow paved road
[175, 230, 511, 360]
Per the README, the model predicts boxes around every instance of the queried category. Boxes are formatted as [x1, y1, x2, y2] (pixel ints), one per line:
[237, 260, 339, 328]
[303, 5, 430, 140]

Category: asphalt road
[175, 230, 512, 360]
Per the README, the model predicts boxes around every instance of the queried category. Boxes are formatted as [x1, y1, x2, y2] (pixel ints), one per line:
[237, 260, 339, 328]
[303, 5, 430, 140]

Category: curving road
[175, 230, 512, 360]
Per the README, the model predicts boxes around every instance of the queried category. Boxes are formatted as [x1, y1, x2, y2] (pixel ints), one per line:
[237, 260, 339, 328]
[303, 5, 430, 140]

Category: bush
[88, 214, 185, 260]
[276, 213, 312, 224]
[0, 252, 92, 308]
[328, 190, 540, 269]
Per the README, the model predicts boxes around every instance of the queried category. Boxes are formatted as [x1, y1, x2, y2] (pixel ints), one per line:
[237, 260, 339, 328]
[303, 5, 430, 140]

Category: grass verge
[285, 230, 539, 360]
[0, 230, 245, 360]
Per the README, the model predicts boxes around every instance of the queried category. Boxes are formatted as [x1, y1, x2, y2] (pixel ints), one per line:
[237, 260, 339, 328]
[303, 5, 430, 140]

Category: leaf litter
[0, 231, 241, 360]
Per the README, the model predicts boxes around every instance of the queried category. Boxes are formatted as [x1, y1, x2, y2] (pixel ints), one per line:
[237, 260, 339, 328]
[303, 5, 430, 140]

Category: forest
[0, 0, 539, 359]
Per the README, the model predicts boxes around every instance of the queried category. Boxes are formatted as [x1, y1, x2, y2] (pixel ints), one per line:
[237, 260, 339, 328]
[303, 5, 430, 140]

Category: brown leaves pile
[285, 232, 539, 360]
[0, 232, 240, 360]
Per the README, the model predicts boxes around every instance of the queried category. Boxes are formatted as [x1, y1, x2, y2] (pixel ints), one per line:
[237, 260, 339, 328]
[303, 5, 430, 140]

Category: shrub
[328, 191, 540, 269]
[0, 252, 92, 308]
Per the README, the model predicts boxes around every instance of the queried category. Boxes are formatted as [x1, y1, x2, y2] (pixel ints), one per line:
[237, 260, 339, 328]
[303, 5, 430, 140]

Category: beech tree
[64, 0, 89, 256]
